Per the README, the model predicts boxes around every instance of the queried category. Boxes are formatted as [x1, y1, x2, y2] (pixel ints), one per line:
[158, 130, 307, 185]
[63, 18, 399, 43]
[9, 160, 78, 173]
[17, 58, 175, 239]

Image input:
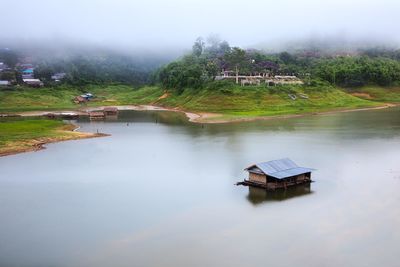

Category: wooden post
[235, 66, 239, 84]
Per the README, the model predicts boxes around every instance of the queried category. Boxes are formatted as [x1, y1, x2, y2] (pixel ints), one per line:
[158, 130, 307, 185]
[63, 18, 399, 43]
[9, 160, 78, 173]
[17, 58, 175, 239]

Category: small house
[85, 93, 93, 99]
[80, 93, 94, 101]
[22, 68, 34, 75]
[0, 80, 10, 86]
[73, 96, 87, 104]
[0, 62, 7, 71]
[244, 158, 314, 190]
[51, 73, 66, 82]
[22, 78, 43, 87]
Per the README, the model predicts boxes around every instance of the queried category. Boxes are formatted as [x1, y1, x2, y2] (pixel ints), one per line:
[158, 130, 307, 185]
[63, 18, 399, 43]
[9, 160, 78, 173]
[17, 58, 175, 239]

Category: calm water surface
[0, 108, 400, 267]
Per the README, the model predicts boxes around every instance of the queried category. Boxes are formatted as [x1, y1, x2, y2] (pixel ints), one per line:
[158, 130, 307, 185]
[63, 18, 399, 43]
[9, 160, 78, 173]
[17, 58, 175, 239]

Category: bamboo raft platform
[89, 111, 105, 120]
[236, 179, 313, 191]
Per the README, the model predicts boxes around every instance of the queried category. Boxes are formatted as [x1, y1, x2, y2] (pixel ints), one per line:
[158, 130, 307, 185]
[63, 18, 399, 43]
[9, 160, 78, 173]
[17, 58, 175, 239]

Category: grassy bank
[346, 86, 400, 103]
[0, 85, 163, 112]
[0, 84, 395, 155]
[0, 119, 105, 156]
[155, 84, 380, 118]
[0, 83, 394, 122]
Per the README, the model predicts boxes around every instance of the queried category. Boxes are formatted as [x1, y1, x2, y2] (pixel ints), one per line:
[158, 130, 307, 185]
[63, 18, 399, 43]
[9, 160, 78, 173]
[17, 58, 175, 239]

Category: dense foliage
[157, 38, 400, 91]
[33, 54, 165, 86]
[3, 41, 400, 89]
[0, 48, 171, 86]
[314, 56, 400, 87]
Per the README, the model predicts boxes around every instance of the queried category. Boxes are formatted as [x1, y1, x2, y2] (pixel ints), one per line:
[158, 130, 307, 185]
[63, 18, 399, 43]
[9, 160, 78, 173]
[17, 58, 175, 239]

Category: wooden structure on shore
[103, 107, 118, 116]
[240, 158, 314, 190]
[73, 96, 87, 104]
[89, 111, 105, 120]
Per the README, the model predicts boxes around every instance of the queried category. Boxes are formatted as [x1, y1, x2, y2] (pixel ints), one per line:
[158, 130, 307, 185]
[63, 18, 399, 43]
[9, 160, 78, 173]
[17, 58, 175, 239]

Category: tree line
[3, 41, 400, 89]
[157, 37, 400, 92]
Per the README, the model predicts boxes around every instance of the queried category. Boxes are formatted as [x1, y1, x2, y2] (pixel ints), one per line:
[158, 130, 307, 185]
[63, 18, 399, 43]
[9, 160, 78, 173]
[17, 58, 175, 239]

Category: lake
[0, 108, 400, 267]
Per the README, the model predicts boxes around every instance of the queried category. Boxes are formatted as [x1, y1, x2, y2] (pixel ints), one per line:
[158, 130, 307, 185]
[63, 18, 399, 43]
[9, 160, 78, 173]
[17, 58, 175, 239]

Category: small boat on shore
[44, 112, 79, 119]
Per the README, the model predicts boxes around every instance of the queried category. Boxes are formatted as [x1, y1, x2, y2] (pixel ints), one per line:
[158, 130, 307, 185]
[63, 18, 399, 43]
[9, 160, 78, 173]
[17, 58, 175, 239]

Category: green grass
[0, 87, 79, 112]
[155, 84, 381, 117]
[0, 118, 99, 156]
[0, 83, 390, 120]
[0, 119, 66, 144]
[0, 84, 162, 112]
[345, 86, 400, 102]
[85, 84, 163, 106]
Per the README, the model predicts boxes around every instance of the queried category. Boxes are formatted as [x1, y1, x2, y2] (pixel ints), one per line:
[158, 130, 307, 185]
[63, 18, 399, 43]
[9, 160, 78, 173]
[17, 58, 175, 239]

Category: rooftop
[23, 79, 41, 82]
[246, 158, 314, 179]
[0, 80, 10, 85]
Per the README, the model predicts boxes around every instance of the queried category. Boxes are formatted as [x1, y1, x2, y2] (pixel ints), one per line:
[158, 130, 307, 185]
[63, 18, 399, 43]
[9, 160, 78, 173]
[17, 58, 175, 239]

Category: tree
[224, 47, 247, 83]
[0, 71, 16, 81]
[0, 49, 18, 67]
[192, 37, 205, 57]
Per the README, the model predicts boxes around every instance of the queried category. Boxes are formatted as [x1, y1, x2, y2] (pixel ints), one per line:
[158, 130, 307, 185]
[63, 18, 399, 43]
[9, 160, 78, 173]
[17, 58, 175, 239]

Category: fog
[1, 0, 400, 51]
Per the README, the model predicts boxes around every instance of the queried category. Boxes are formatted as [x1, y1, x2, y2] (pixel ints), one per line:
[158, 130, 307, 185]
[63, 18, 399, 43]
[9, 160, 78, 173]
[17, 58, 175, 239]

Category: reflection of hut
[243, 158, 314, 190]
[246, 183, 312, 205]
[89, 111, 105, 120]
[103, 107, 118, 116]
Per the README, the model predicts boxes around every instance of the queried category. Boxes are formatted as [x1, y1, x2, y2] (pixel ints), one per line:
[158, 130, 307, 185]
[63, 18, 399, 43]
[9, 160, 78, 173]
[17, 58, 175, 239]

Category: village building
[22, 68, 34, 75]
[266, 75, 304, 86]
[80, 93, 93, 100]
[215, 70, 303, 86]
[243, 158, 314, 190]
[0, 80, 11, 86]
[0, 62, 8, 71]
[22, 78, 43, 87]
[51, 73, 66, 82]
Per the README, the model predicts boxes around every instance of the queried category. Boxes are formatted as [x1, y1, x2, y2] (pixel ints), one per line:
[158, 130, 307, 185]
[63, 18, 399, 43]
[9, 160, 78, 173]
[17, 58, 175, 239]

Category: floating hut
[241, 158, 314, 190]
[103, 107, 118, 116]
[89, 111, 105, 120]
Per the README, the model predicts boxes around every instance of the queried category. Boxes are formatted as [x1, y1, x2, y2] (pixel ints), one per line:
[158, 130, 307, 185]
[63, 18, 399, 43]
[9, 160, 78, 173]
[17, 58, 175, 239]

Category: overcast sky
[1, 0, 400, 50]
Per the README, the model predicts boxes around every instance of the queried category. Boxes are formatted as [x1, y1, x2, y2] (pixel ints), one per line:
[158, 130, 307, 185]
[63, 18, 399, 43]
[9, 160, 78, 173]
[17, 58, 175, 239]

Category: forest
[157, 38, 400, 92]
[2, 40, 400, 90]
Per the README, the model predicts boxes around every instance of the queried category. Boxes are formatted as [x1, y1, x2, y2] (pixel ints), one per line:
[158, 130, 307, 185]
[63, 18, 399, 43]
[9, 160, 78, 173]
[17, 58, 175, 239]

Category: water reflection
[1, 108, 399, 267]
[77, 107, 400, 140]
[246, 183, 313, 205]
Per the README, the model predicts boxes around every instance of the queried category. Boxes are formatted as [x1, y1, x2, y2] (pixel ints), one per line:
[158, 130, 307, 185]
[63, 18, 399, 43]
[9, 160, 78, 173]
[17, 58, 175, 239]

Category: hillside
[154, 85, 380, 118]
[0, 84, 389, 122]
[346, 86, 400, 103]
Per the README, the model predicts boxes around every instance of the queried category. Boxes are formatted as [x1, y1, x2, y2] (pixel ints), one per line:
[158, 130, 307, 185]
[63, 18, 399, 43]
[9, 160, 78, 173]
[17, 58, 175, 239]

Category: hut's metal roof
[246, 158, 314, 179]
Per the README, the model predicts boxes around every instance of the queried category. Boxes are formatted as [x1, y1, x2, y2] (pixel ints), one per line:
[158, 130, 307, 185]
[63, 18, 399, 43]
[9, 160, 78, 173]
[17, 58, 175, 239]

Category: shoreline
[8, 102, 397, 124]
[0, 103, 397, 158]
[187, 103, 397, 124]
[0, 124, 109, 158]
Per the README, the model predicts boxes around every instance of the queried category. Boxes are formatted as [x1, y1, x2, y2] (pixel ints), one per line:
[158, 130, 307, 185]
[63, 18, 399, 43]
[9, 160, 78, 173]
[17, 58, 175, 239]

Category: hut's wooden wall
[296, 173, 311, 182]
[296, 174, 306, 181]
[249, 172, 266, 184]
